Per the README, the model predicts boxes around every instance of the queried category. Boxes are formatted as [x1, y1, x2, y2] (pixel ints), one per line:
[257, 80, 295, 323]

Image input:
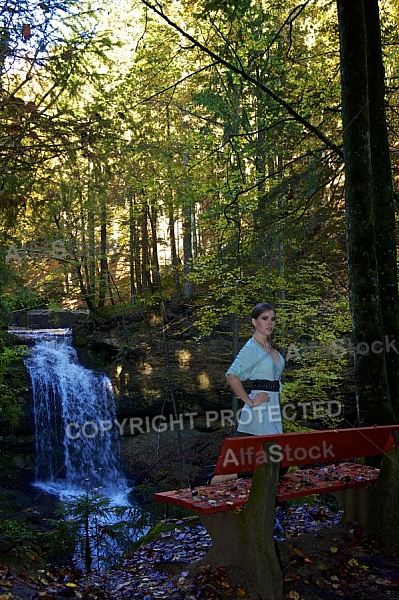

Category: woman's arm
[226, 374, 270, 407]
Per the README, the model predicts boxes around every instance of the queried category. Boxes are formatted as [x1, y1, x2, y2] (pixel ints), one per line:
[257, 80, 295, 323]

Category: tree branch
[140, 0, 344, 159]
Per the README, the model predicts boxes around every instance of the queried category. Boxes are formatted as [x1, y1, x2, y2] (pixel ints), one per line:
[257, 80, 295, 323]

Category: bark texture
[337, 0, 395, 425]
[364, 0, 399, 419]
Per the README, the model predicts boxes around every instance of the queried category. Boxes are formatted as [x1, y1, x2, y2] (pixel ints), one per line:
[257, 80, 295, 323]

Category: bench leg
[197, 443, 284, 600]
[334, 431, 399, 548]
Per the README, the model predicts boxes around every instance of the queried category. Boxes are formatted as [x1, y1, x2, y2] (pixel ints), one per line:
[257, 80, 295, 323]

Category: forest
[1, 0, 399, 427]
[1, 1, 399, 597]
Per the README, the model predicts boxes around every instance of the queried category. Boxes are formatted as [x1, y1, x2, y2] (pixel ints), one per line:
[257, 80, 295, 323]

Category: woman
[226, 302, 285, 435]
[210, 303, 285, 484]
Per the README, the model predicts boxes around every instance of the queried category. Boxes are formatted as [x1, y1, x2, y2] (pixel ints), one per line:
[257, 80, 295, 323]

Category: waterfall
[11, 329, 128, 499]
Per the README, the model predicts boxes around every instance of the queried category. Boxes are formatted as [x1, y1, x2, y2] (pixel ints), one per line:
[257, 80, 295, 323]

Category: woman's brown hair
[250, 302, 275, 321]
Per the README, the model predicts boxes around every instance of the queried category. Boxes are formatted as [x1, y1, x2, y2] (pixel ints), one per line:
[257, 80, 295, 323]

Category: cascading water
[9, 327, 152, 570]
[11, 329, 128, 500]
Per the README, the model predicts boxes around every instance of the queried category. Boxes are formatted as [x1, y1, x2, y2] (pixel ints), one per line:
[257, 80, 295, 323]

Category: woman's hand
[226, 374, 271, 409]
[252, 392, 270, 406]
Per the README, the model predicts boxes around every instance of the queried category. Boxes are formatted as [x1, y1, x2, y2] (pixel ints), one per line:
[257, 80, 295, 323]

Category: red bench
[155, 425, 398, 514]
[154, 425, 399, 600]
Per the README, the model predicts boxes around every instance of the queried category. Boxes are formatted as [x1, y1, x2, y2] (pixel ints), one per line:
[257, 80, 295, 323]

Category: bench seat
[154, 461, 380, 515]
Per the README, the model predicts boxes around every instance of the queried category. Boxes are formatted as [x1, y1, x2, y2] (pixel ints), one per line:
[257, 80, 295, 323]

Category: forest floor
[1, 502, 399, 600]
[2, 429, 399, 599]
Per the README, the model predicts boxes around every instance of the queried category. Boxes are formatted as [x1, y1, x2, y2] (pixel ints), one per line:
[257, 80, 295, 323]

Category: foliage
[0, 261, 31, 427]
[0, 256, 41, 321]
[42, 492, 152, 570]
[0, 0, 398, 418]
[0, 340, 27, 426]
[0, 517, 38, 542]
[0, 518, 41, 563]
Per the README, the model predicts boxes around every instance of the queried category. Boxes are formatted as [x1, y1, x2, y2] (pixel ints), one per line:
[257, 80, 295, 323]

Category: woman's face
[252, 310, 276, 337]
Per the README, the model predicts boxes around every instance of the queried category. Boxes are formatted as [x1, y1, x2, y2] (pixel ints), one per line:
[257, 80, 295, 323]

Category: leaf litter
[1, 502, 399, 599]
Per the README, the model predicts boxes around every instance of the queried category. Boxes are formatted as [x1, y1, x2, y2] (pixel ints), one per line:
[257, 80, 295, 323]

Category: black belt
[246, 379, 280, 392]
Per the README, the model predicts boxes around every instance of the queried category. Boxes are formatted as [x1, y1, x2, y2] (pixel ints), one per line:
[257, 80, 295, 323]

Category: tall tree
[364, 0, 399, 418]
[337, 0, 396, 425]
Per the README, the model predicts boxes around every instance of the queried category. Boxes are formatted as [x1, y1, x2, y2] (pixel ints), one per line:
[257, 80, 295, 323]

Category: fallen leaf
[375, 578, 391, 586]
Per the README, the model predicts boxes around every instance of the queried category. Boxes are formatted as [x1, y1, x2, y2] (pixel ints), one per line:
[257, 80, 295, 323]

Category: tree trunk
[337, 0, 395, 425]
[75, 263, 96, 316]
[364, 0, 399, 419]
[168, 202, 182, 295]
[141, 202, 153, 293]
[166, 104, 182, 294]
[182, 193, 193, 298]
[148, 202, 160, 286]
[134, 215, 142, 296]
[129, 195, 136, 304]
[98, 200, 107, 308]
[87, 210, 95, 308]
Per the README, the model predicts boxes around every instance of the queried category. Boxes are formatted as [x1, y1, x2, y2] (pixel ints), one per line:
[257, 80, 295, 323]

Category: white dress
[226, 337, 285, 435]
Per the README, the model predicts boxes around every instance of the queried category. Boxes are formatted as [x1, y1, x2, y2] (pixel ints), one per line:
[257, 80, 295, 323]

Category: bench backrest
[213, 425, 399, 476]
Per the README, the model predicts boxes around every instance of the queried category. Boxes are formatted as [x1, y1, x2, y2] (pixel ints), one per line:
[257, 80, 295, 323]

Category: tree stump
[197, 442, 284, 600]
[334, 430, 399, 547]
